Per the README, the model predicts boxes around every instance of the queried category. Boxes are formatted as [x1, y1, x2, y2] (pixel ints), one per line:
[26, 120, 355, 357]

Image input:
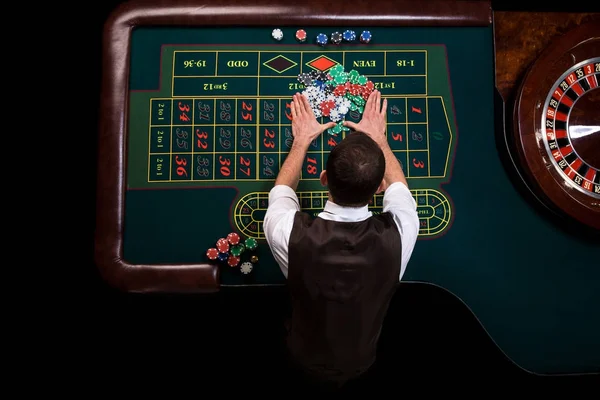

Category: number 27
[239, 156, 251, 176]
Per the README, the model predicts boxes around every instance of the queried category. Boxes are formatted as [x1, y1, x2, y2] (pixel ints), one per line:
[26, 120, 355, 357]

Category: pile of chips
[297, 65, 375, 135]
[206, 232, 259, 275]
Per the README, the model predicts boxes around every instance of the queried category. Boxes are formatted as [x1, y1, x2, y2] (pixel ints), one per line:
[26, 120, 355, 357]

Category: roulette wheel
[513, 22, 599, 231]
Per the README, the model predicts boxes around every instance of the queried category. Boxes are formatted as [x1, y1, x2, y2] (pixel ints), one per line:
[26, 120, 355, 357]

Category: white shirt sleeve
[263, 185, 300, 279]
[382, 182, 420, 281]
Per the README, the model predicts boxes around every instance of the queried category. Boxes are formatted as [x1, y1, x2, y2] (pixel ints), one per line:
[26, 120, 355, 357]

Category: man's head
[320, 132, 385, 207]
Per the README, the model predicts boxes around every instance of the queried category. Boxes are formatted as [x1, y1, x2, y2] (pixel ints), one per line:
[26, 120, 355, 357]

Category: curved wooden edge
[103, 0, 491, 28]
[493, 12, 600, 101]
[95, 0, 492, 293]
[511, 22, 600, 230]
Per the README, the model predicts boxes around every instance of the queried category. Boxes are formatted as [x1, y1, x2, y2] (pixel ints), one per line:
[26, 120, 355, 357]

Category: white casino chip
[240, 262, 253, 275]
[272, 29, 283, 40]
[329, 109, 341, 122]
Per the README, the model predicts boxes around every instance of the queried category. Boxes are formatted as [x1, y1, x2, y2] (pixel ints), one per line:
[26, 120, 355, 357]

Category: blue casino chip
[316, 33, 328, 46]
[360, 30, 372, 43]
[343, 30, 356, 42]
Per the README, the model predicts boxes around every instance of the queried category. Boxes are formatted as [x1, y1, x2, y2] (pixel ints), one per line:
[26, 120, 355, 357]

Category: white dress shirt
[263, 182, 419, 280]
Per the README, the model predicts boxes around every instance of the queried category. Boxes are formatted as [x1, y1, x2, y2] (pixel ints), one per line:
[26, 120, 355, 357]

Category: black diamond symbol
[264, 55, 297, 73]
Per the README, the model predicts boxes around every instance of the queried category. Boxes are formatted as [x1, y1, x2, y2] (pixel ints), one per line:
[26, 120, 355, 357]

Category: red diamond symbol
[307, 56, 338, 72]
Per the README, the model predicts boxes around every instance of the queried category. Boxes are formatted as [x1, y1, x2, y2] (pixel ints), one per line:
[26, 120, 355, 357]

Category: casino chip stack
[206, 231, 259, 275]
[297, 65, 375, 136]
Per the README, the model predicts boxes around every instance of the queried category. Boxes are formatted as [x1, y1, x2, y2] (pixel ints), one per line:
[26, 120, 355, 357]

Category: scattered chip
[272, 28, 283, 41]
[216, 238, 230, 253]
[217, 252, 229, 262]
[250, 255, 259, 263]
[230, 244, 245, 257]
[315, 33, 328, 46]
[330, 31, 342, 45]
[240, 262, 253, 274]
[228, 255, 240, 267]
[343, 30, 356, 42]
[245, 237, 258, 251]
[206, 248, 219, 260]
[360, 30, 372, 43]
[227, 232, 240, 245]
[295, 29, 307, 42]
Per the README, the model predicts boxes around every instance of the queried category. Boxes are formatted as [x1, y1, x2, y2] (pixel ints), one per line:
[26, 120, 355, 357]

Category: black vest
[286, 211, 402, 383]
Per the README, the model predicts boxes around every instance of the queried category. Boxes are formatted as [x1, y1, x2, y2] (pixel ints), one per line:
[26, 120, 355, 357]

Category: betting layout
[141, 46, 457, 240]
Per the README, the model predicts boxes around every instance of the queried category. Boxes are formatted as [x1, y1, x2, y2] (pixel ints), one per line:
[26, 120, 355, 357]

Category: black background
[82, 1, 599, 390]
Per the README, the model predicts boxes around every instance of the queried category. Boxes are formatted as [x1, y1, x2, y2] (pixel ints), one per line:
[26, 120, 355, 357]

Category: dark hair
[325, 131, 385, 206]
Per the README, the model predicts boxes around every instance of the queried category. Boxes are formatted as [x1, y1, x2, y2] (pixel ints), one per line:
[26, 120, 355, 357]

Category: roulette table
[94, 0, 600, 375]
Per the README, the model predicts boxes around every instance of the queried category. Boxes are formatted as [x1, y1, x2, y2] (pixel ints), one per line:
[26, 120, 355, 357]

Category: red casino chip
[295, 29, 307, 42]
[227, 232, 240, 245]
[216, 238, 229, 253]
[228, 255, 240, 267]
[206, 248, 219, 260]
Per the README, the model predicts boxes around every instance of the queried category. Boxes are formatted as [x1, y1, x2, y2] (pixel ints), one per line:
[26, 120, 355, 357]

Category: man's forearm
[381, 142, 408, 188]
[275, 140, 310, 190]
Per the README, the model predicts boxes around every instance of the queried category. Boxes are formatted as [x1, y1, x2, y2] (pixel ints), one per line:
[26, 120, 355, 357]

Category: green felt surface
[122, 26, 600, 375]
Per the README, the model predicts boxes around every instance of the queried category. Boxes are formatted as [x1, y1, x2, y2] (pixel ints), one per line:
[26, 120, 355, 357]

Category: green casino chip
[230, 244, 245, 257]
[244, 237, 258, 250]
